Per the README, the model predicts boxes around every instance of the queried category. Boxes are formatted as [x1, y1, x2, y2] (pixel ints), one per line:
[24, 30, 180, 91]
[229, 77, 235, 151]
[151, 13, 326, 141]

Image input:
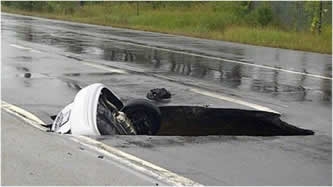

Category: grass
[2, 2, 332, 54]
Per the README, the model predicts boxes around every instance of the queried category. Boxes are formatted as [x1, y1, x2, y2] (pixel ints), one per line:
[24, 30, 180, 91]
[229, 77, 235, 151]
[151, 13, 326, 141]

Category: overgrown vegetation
[2, 1, 332, 54]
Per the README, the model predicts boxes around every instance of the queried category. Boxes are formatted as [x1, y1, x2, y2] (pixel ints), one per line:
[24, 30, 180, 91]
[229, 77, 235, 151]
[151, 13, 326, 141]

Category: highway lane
[1, 13, 332, 185]
[2, 111, 164, 185]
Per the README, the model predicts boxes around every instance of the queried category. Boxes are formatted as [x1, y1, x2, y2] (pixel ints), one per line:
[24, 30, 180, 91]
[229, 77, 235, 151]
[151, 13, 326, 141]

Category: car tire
[121, 99, 161, 135]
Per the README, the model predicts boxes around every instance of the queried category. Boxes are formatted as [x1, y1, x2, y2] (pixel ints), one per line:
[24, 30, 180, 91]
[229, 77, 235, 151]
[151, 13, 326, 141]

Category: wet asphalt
[2, 111, 162, 185]
[1, 13, 332, 185]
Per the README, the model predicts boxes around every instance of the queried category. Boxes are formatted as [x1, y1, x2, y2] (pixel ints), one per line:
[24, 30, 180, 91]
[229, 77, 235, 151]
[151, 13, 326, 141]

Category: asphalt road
[1, 13, 332, 185]
[2, 111, 163, 185]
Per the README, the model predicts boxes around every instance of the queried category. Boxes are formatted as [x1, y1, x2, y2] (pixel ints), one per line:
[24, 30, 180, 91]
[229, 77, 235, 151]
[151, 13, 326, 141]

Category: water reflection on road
[3, 14, 332, 105]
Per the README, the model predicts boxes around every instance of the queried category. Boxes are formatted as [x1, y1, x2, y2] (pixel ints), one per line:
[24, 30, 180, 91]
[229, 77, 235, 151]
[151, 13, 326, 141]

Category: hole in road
[156, 105, 314, 136]
[50, 105, 314, 136]
[49, 84, 314, 137]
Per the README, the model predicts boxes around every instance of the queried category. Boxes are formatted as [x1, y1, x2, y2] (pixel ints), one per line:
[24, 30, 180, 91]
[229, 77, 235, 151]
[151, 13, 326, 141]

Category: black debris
[50, 115, 57, 120]
[146, 88, 171, 101]
[98, 155, 104, 159]
[203, 104, 209, 108]
[24, 72, 31, 78]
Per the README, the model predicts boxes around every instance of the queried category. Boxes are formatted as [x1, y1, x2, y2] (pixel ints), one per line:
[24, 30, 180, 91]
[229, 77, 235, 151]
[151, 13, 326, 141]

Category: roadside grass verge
[2, 3, 331, 54]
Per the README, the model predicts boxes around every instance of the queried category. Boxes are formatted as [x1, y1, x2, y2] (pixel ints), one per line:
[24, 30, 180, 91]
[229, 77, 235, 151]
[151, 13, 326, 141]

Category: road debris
[146, 88, 171, 101]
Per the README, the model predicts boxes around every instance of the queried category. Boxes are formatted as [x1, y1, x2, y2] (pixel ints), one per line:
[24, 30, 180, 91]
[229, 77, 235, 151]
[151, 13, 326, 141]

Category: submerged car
[51, 83, 314, 137]
[51, 83, 161, 136]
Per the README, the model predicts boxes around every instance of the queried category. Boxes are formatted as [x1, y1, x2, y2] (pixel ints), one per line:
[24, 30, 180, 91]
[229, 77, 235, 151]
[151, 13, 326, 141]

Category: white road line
[6, 14, 330, 81]
[1, 101, 47, 131]
[10, 44, 42, 53]
[190, 88, 280, 114]
[7, 42, 279, 113]
[71, 135, 202, 186]
[1, 101, 202, 186]
[102, 36, 332, 81]
[81, 60, 279, 113]
[11, 43, 126, 74]
[80, 61, 128, 74]
[78, 60, 279, 113]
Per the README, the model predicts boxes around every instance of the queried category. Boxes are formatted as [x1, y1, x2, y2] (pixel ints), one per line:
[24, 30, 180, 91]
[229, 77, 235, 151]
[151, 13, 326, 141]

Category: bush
[256, 6, 273, 26]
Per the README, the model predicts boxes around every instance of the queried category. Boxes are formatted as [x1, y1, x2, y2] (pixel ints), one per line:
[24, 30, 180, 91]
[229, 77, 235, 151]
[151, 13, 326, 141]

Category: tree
[305, 1, 323, 34]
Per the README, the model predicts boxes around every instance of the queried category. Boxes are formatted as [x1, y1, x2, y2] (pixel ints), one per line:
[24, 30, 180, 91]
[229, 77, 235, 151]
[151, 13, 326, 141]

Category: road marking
[151, 74, 280, 113]
[1, 100, 202, 186]
[100, 35, 333, 81]
[78, 60, 279, 113]
[1, 101, 47, 131]
[71, 135, 202, 186]
[9, 28, 331, 81]
[190, 88, 280, 114]
[10, 44, 42, 53]
[80, 61, 128, 74]
[66, 57, 280, 114]
[6, 12, 331, 80]
[7, 41, 280, 114]
[11, 42, 126, 74]
[11, 42, 125, 74]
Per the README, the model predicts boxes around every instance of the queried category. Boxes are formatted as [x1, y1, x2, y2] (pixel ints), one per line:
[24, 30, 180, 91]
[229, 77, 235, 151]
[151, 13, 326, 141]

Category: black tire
[121, 99, 161, 135]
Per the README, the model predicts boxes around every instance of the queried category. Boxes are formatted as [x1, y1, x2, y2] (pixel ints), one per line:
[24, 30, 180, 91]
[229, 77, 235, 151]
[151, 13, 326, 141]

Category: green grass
[2, 2, 332, 54]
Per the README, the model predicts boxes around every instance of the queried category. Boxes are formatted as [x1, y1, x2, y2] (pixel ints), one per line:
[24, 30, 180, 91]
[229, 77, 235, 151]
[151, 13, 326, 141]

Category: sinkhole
[49, 83, 314, 137]
[156, 105, 314, 136]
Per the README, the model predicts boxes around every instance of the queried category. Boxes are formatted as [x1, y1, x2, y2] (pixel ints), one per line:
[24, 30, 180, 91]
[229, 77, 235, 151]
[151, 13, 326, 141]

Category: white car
[51, 83, 161, 136]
